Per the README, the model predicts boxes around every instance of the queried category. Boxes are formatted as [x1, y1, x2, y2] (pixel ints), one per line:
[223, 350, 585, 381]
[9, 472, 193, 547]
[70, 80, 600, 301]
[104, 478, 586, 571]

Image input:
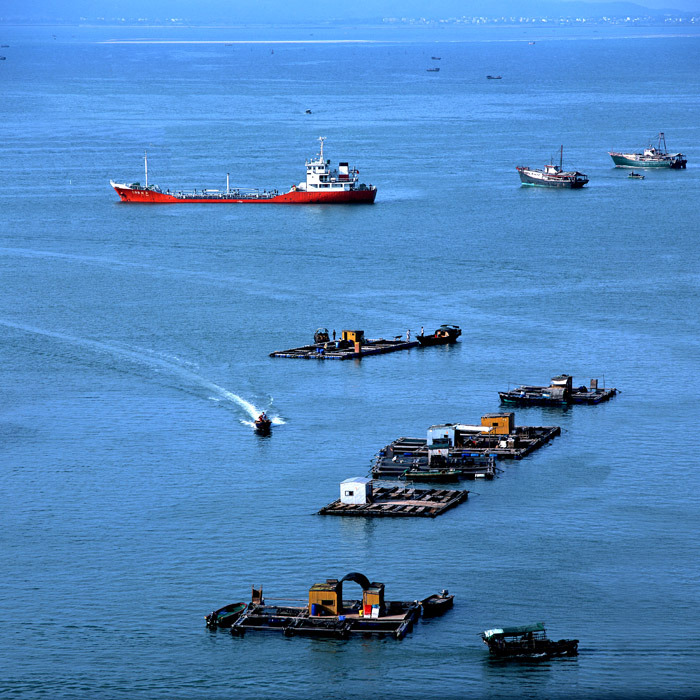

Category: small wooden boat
[416, 324, 461, 346]
[628, 172, 645, 179]
[205, 602, 247, 629]
[426, 67, 440, 72]
[481, 622, 578, 659]
[487, 75, 502, 79]
[401, 468, 461, 483]
[420, 590, 454, 617]
[254, 416, 272, 435]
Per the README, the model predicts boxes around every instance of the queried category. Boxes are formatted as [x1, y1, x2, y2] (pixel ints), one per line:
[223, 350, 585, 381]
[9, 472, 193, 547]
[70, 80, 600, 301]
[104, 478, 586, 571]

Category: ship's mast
[319, 136, 326, 162]
[144, 150, 148, 187]
[227, 172, 230, 194]
[659, 132, 667, 153]
[560, 145, 563, 170]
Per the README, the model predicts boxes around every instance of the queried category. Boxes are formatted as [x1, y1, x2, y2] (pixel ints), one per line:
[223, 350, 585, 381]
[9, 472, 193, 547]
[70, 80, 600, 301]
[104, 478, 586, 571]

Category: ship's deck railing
[166, 188, 280, 199]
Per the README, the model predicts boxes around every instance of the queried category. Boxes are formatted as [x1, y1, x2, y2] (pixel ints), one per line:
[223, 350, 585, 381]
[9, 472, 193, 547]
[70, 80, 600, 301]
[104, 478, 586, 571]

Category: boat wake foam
[0, 319, 285, 425]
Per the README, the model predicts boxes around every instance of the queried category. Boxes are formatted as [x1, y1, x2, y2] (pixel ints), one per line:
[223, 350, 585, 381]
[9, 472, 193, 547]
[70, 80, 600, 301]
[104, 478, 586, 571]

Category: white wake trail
[0, 319, 285, 425]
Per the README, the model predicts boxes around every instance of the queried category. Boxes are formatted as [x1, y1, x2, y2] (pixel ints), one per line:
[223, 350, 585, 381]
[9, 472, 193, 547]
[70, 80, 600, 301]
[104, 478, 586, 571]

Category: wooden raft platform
[270, 338, 419, 360]
[373, 425, 560, 478]
[570, 387, 618, 404]
[373, 444, 497, 479]
[230, 600, 422, 640]
[318, 486, 468, 518]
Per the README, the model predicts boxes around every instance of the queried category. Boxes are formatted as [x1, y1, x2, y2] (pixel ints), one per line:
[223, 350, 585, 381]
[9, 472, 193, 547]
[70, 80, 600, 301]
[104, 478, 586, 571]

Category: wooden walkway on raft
[318, 486, 468, 518]
[373, 447, 496, 480]
[270, 338, 419, 360]
[230, 600, 423, 640]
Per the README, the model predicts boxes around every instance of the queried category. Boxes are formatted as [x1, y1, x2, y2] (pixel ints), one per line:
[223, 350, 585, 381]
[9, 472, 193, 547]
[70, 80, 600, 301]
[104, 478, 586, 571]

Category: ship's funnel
[339, 162, 350, 180]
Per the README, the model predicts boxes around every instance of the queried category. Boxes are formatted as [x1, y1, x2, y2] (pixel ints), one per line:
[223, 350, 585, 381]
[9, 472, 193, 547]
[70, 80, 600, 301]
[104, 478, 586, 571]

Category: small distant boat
[305, 109, 312, 114]
[0, 56, 6, 61]
[516, 146, 589, 189]
[426, 67, 440, 72]
[529, 41, 536, 45]
[628, 172, 645, 179]
[609, 132, 686, 169]
[431, 56, 441, 60]
[205, 602, 247, 629]
[254, 415, 272, 435]
[481, 622, 579, 659]
[486, 75, 502, 80]
[417, 324, 462, 346]
[420, 590, 454, 617]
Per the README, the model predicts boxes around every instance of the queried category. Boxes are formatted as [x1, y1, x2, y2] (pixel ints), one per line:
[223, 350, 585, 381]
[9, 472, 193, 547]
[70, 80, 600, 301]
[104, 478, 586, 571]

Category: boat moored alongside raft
[205, 602, 247, 629]
[416, 325, 461, 346]
[499, 374, 617, 407]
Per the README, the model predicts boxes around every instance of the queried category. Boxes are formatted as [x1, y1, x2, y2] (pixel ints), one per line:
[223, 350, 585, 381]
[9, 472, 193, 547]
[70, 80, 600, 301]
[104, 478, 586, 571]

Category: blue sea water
[1, 22, 700, 700]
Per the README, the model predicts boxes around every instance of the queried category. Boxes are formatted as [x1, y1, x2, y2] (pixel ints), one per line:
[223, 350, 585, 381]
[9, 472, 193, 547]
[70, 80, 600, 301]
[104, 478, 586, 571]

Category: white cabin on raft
[340, 477, 373, 505]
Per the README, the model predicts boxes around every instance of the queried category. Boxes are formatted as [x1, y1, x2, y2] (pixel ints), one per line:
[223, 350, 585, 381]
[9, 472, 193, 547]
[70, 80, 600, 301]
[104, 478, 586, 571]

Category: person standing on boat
[407, 329, 411, 342]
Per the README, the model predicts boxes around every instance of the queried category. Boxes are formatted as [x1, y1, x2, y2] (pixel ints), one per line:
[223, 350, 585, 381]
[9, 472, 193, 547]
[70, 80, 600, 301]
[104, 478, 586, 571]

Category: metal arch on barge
[110, 137, 377, 204]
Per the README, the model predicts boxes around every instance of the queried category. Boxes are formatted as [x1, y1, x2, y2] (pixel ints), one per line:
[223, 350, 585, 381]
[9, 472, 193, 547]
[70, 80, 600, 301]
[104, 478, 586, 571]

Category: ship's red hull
[112, 185, 376, 204]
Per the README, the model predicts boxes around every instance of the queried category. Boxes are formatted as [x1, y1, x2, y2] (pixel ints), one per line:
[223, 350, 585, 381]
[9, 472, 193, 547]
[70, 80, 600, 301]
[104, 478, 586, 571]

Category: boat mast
[144, 150, 148, 187]
[659, 132, 667, 153]
[319, 136, 326, 161]
[227, 172, 230, 194]
[560, 145, 563, 170]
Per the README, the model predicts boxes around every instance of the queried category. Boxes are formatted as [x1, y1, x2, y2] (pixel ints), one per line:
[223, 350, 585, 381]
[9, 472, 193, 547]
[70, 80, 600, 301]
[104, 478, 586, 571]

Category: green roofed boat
[481, 622, 578, 659]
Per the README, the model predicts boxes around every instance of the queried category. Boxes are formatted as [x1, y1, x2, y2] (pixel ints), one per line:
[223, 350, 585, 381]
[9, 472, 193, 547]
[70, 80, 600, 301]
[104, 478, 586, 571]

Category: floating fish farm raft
[218, 574, 450, 641]
[372, 413, 560, 479]
[319, 480, 468, 518]
[499, 374, 618, 406]
[373, 445, 496, 479]
[270, 328, 418, 360]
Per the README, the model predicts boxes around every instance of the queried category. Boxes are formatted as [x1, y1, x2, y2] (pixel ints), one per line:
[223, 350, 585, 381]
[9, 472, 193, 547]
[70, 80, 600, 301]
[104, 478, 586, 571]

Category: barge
[217, 573, 449, 640]
[372, 412, 559, 478]
[318, 478, 468, 518]
[499, 374, 617, 406]
[111, 137, 377, 204]
[270, 328, 418, 360]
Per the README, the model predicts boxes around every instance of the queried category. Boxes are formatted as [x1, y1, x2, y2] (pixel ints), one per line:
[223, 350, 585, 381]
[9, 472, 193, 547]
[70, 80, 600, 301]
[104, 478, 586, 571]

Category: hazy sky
[2, 0, 698, 20]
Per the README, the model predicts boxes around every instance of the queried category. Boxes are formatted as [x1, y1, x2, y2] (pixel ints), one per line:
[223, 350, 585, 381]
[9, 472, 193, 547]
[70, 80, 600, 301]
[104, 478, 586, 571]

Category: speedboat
[254, 416, 272, 435]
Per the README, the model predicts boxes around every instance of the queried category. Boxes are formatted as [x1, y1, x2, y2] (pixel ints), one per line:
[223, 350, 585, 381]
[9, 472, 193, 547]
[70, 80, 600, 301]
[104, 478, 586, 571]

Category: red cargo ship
[110, 138, 377, 204]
